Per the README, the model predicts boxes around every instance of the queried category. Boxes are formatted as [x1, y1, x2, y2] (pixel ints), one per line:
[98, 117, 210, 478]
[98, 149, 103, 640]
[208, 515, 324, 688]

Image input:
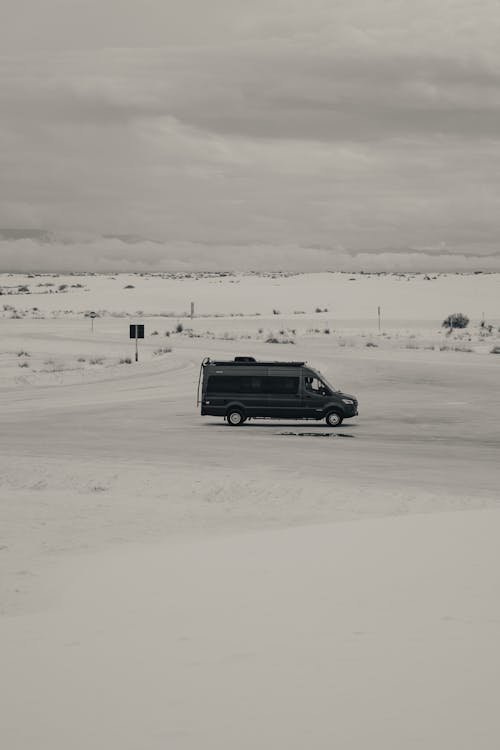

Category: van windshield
[320, 374, 338, 393]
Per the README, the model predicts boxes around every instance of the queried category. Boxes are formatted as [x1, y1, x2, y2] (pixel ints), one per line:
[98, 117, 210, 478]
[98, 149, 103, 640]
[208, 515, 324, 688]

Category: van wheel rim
[229, 412, 242, 424]
[328, 413, 340, 426]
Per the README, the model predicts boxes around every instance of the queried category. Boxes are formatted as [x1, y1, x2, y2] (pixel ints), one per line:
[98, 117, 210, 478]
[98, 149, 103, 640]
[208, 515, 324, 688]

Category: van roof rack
[208, 359, 306, 367]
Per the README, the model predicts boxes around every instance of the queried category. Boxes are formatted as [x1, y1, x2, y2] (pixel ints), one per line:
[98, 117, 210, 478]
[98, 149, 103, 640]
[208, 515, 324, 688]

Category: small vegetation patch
[119, 357, 132, 364]
[88, 357, 104, 365]
[442, 312, 469, 331]
[490, 346, 500, 355]
[153, 347, 172, 356]
[17, 350, 30, 357]
[265, 336, 295, 344]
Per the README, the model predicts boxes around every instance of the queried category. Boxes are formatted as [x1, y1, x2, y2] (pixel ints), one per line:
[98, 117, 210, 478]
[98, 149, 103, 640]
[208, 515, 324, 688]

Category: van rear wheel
[226, 409, 245, 426]
[325, 410, 343, 427]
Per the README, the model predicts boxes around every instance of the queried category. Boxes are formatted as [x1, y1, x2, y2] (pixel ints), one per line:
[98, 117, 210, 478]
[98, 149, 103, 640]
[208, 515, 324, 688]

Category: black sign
[130, 324, 144, 339]
[89, 311, 97, 318]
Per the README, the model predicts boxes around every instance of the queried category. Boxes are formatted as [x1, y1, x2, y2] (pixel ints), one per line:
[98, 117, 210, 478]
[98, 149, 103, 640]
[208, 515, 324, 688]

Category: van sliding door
[265, 373, 302, 419]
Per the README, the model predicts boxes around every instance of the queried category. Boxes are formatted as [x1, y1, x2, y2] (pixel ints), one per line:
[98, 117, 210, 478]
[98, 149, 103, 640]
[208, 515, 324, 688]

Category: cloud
[1, 236, 500, 273]
[1, 0, 500, 268]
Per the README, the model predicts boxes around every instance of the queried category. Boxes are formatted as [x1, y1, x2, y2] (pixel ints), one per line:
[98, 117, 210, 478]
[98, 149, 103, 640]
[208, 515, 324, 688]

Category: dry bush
[442, 312, 469, 331]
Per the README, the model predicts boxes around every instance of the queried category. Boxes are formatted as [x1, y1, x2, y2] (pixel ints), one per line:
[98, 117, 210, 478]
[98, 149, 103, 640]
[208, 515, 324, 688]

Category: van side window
[207, 376, 264, 394]
[267, 377, 299, 394]
[206, 375, 299, 394]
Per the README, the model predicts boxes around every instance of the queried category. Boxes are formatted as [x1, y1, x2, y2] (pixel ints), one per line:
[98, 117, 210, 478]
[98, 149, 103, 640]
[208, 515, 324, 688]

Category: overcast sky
[1, 0, 500, 271]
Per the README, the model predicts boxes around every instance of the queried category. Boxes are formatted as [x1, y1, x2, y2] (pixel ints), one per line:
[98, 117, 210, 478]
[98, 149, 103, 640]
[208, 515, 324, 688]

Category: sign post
[377, 306, 381, 332]
[129, 324, 144, 361]
[89, 311, 97, 332]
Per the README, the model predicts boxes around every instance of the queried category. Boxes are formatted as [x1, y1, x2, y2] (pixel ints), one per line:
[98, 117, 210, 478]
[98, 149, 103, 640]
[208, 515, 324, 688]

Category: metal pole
[378, 306, 381, 332]
[135, 329, 138, 361]
[91, 317, 94, 333]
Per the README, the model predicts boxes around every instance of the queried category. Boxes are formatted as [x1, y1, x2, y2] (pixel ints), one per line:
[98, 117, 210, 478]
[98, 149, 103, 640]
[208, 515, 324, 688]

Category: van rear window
[207, 375, 299, 395]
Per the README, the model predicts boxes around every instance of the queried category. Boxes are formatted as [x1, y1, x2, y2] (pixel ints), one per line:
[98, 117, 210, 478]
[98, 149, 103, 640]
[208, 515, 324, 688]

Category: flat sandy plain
[1, 272, 500, 749]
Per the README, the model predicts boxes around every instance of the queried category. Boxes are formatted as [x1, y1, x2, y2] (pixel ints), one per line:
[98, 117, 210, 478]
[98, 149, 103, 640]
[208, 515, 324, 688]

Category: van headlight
[342, 398, 354, 404]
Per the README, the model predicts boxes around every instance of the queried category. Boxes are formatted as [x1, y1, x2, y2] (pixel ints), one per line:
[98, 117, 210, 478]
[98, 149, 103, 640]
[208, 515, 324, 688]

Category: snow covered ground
[1, 272, 499, 748]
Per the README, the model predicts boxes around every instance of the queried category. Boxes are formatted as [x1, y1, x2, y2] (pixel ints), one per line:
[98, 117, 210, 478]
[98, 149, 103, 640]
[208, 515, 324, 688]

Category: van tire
[325, 410, 343, 427]
[226, 409, 245, 426]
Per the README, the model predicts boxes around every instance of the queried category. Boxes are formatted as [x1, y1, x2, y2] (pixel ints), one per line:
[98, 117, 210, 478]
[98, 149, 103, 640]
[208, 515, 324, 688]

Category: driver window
[305, 376, 327, 394]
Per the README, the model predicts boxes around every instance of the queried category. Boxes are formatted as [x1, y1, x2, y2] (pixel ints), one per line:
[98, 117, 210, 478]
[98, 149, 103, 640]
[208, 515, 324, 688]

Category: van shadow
[205, 421, 358, 430]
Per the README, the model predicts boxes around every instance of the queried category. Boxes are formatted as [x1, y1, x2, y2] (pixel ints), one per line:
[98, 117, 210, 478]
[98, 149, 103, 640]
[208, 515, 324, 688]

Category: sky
[1, 0, 500, 271]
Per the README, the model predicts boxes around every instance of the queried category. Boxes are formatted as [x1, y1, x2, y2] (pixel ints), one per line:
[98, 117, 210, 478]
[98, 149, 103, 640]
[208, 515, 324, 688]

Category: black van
[198, 357, 358, 426]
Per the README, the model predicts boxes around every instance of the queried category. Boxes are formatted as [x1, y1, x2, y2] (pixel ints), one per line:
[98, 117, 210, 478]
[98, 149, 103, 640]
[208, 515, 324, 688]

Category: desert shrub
[323, 328, 330, 334]
[153, 347, 172, 356]
[442, 312, 469, 330]
[77, 357, 86, 362]
[440, 344, 473, 353]
[175, 323, 183, 333]
[18, 285, 29, 293]
[265, 336, 295, 344]
[490, 346, 500, 355]
[88, 357, 104, 365]
[164, 331, 170, 337]
[272, 309, 280, 315]
[124, 284, 135, 289]
[119, 357, 132, 364]
[17, 350, 30, 357]
[258, 328, 263, 334]
[151, 330, 159, 336]
[58, 284, 68, 291]
[18, 361, 29, 368]
[365, 341, 378, 348]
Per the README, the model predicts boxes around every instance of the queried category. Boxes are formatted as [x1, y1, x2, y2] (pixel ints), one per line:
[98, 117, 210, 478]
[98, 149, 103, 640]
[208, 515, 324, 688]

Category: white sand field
[1, 272, 499, 748]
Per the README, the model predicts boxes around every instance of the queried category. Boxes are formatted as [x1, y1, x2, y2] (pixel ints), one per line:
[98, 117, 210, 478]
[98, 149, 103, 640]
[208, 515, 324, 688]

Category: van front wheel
[226, 409, 246, 426]
[325, 410, 343, 427]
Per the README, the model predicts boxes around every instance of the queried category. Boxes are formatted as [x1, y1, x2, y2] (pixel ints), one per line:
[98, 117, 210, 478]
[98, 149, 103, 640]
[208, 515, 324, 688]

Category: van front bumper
[342, 404, 358, 418]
